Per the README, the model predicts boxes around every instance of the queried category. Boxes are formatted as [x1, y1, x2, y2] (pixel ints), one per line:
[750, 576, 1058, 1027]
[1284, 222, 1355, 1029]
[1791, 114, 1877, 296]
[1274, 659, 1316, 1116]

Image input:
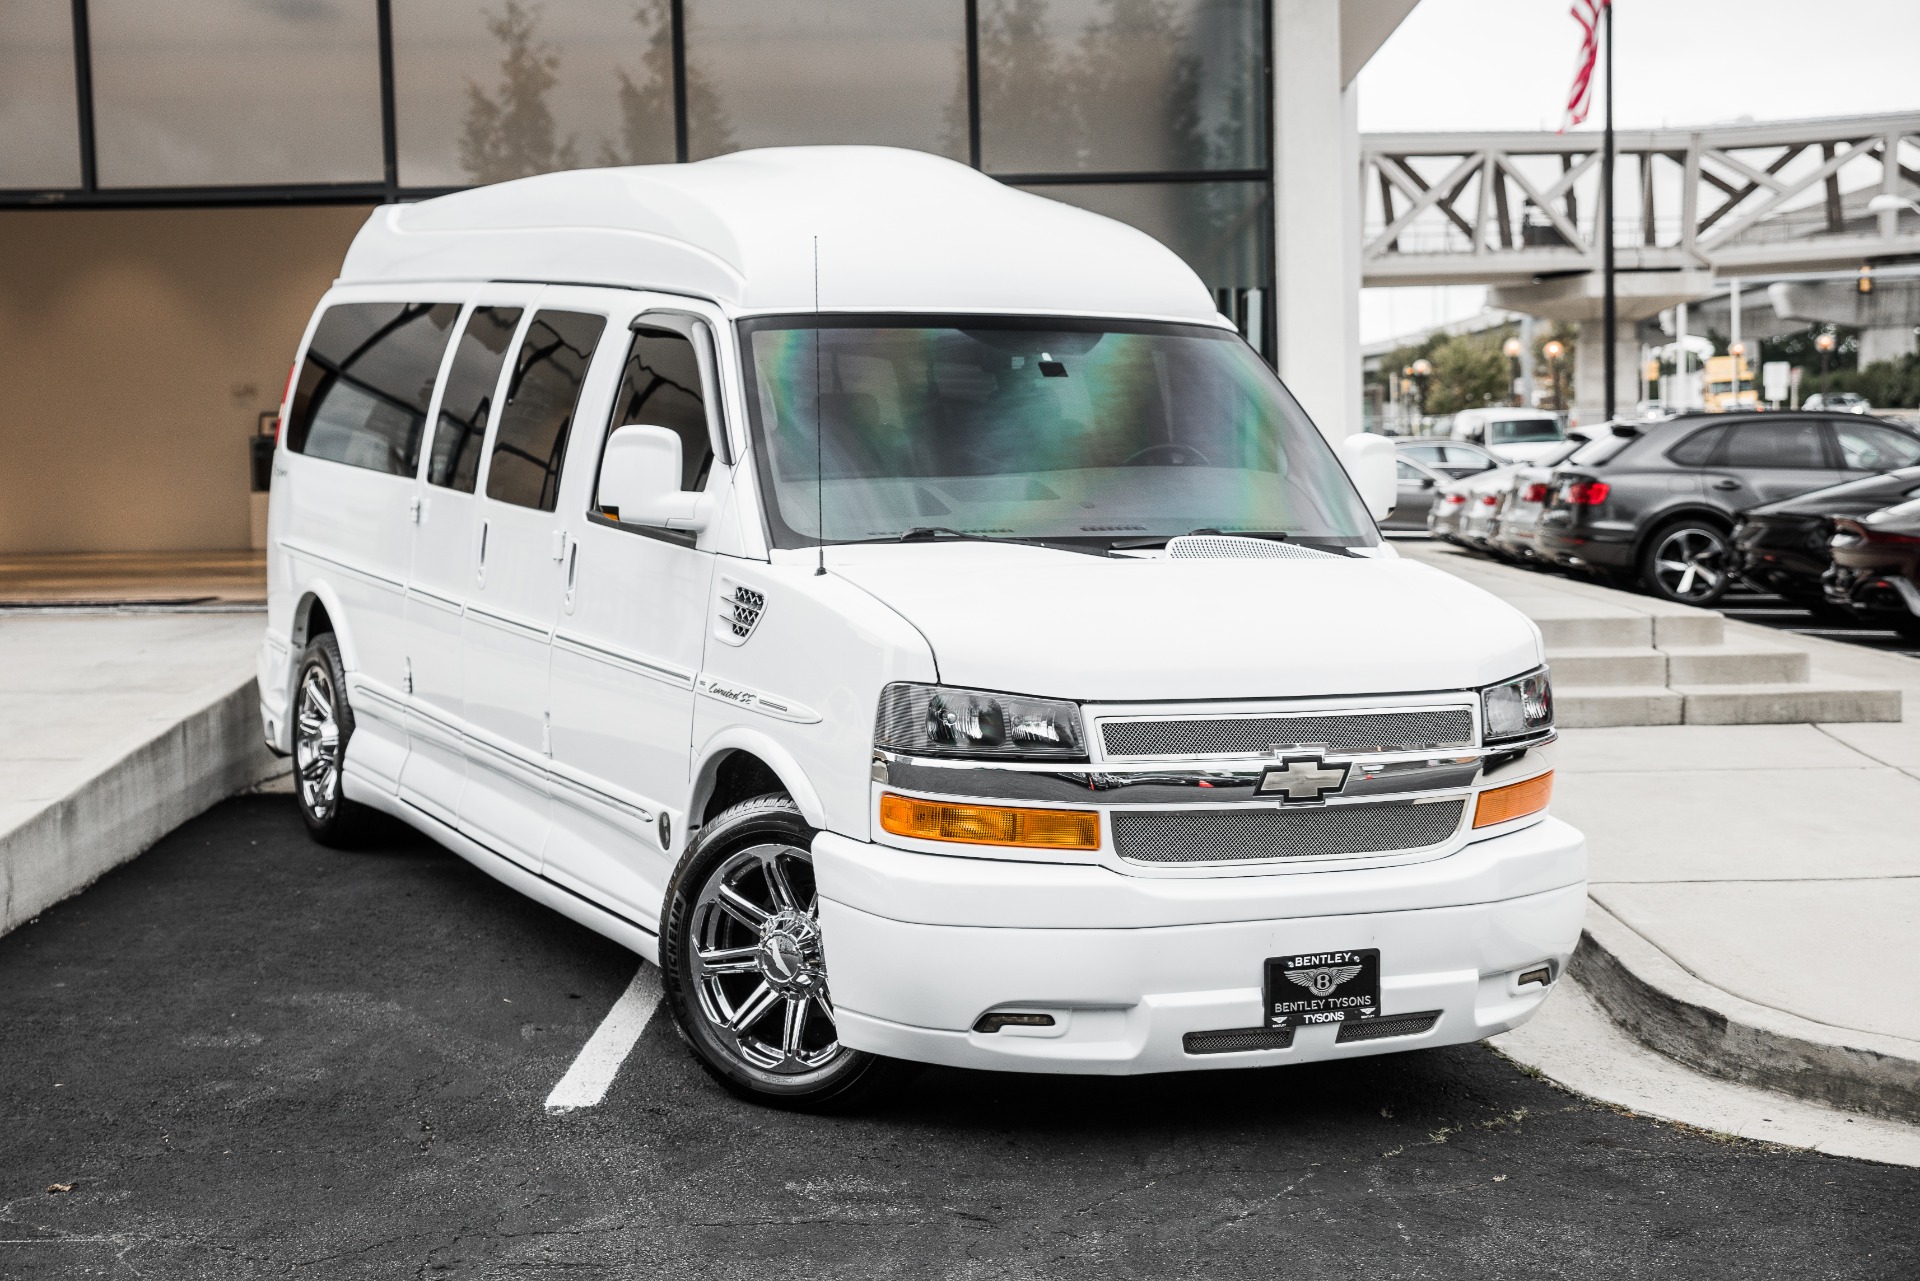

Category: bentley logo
[1256, 755, 1351, 803]
[1286, 964, 1363, 997]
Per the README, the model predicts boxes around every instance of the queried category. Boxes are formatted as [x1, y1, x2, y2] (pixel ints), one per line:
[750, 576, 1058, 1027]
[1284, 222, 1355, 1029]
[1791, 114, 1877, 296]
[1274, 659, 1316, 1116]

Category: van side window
[287, 302, 459, 476]
[429, 306, 522, 493]
[607, 326, 715, 493]
[485, 310, 608, 512]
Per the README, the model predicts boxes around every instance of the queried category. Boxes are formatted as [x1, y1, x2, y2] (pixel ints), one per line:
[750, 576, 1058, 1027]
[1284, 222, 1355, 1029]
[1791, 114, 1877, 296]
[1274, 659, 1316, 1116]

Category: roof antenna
[813, 234, 826, 577]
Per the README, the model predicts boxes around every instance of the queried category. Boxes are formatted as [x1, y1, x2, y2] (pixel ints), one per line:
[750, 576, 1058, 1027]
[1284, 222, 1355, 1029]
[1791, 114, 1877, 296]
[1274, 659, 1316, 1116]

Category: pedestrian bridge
[1361, 112, 1920, 288]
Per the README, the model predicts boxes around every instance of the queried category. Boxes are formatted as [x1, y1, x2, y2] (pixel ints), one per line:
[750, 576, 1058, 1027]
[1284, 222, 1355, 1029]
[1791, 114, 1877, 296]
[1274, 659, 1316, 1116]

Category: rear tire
[291, 633, 375, 848]
[1639, 519, 1732, 606]
[660, 795, 915, 1112]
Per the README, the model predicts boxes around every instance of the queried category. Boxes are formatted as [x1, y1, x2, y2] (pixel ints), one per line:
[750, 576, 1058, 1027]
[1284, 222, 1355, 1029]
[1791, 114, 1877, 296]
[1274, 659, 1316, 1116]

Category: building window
[0, 0, 81, 189]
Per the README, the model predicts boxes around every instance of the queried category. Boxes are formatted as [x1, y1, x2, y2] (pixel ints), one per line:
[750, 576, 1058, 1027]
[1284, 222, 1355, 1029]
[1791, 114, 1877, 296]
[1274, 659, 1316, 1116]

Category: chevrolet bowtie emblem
[1256, 755, 1350, 803]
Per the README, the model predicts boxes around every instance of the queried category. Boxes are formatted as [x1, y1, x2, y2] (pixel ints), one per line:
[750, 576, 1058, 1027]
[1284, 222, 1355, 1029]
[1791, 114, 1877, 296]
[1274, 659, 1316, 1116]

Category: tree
[459, 1, 579, 185]
[1425, 331, 1512, 416]
[599, 0, 733, 164]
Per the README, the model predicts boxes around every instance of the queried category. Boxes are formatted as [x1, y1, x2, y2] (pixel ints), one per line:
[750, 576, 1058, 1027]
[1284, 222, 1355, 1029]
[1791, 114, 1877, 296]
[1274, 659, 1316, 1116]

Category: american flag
[1562, 0, 1610, 132]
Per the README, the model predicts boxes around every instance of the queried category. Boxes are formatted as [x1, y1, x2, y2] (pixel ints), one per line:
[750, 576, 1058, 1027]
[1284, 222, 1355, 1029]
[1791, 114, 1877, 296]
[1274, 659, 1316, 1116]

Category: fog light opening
[973, 1011, 1056, 1034]
[1517, 965, 1553, 989]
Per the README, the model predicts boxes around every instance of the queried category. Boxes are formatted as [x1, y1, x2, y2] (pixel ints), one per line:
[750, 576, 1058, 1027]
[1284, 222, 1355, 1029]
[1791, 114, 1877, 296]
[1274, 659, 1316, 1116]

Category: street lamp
[1814, 329, 1837, 388]
[1503, 337, 1524, 406]
[1409, 358, 1433, 425]
[1542, 339, 1566, 412]
[1866, 193, 1920, 216]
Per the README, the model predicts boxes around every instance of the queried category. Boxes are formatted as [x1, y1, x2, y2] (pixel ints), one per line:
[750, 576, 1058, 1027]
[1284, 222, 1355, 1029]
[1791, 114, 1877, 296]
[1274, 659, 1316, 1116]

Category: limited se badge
[1255, 755, 1350, 803]
[1264, 949, 1380, 1027]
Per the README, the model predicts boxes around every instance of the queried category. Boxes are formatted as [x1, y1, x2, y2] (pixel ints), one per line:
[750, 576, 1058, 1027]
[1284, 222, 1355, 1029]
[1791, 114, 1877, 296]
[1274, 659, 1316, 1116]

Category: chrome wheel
[688, 842, 842, 1075]
[1650, 525, 1729, 603]
[294, 662, 343, 822]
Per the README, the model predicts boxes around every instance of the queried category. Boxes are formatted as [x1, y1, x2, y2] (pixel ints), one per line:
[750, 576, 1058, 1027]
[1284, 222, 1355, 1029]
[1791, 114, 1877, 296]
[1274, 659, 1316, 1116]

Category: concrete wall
[0, 205, 370, 554]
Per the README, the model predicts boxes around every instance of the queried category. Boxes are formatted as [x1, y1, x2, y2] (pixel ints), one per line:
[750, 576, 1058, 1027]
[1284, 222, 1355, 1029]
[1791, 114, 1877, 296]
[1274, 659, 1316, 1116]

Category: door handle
[563, 541, 579, 614]
[477, 519, 489, 586]
[1711, 478, 1740, 491]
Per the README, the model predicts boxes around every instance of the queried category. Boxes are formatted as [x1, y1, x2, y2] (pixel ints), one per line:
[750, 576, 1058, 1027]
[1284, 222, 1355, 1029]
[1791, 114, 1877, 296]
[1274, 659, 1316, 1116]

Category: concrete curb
[1570, 901, 1920, 1125]
[0, 675, 284, 938]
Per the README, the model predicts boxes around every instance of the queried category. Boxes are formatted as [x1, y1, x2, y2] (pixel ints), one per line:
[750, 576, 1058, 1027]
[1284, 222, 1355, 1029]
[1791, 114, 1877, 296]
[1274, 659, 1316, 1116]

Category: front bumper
[813, 816, 1586, 1074]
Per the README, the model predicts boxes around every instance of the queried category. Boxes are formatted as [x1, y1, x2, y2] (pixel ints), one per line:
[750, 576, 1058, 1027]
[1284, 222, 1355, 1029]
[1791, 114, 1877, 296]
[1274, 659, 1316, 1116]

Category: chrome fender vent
[715, 577, 766, 646]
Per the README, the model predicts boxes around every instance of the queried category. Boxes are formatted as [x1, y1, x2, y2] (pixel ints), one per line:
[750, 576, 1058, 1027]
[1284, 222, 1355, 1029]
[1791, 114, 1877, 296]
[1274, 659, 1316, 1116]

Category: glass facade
[4, 0, 1269, 346]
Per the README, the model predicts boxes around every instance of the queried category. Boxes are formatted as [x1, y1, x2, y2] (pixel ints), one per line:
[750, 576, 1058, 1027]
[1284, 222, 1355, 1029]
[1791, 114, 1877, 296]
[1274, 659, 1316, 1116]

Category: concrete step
[1663, 643, 1811, 686]
[1556, 686, 1685, 729]
[1534, 612, 1653, 650]
[1547, 647, 1669, 687]
[1674, 682, 1903, 726]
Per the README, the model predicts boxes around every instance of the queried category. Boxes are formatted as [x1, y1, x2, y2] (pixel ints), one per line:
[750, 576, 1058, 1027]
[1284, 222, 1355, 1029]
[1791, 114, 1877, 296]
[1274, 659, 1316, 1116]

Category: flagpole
[1601, 0, 1617, 421]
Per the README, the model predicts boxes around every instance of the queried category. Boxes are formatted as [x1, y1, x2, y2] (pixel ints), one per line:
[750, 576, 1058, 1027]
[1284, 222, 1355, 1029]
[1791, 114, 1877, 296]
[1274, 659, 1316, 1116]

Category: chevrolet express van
[261, 147, 1583, 1109]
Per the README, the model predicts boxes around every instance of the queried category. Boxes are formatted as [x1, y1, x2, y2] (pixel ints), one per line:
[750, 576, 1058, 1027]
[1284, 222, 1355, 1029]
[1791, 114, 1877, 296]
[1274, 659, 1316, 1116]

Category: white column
[1273, 0, 1360, 441]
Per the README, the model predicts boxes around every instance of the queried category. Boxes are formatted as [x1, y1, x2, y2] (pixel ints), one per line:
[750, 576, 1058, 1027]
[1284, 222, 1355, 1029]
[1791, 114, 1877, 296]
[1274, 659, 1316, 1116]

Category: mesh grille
[1166, 535, 1341, 560]
[1102, 708, 1472, 758]
[1183, 1026, 1296, 1055]
[1336, 1010, 1441, 1043]
[1111, 800, 1464, 863]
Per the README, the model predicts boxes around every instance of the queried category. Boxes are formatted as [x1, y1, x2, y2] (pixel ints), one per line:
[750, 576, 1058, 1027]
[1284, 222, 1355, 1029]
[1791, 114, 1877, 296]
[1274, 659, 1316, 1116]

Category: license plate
[1264, 949, 1380, 1027]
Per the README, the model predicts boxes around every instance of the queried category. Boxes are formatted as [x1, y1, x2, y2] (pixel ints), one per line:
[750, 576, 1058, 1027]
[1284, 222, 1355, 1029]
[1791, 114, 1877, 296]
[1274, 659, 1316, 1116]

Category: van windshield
[738, 316, 1378, 550]
[1488, 418, 1563, 444]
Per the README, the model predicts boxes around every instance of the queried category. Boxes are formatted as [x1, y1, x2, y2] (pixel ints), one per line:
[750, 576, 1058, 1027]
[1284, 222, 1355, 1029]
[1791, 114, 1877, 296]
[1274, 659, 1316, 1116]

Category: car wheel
[660, 795, 914, 1111]
[1640, 520, 1732, 605]
[292, 633, 374, 847]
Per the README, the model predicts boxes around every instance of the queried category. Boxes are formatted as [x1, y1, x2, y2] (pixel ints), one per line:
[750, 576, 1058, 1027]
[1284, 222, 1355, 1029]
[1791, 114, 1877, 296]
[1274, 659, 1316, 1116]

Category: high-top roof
[338, 146, 1223, 324]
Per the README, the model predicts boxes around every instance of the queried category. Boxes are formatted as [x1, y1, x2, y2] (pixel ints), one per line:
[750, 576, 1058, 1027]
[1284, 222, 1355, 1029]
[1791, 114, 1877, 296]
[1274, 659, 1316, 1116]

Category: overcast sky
[1354, 0, 1920, 343]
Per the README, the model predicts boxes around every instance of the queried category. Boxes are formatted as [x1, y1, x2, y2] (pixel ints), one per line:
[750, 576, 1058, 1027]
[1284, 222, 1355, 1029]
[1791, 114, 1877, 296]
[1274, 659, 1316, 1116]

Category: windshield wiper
[895, 527, 1108, 558]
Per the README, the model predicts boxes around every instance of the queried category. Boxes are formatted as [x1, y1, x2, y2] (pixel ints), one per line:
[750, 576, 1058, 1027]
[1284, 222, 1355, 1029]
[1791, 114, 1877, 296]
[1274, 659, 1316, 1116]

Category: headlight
[874, 683, 1086, 759]
[1482, 668, 1553, 743]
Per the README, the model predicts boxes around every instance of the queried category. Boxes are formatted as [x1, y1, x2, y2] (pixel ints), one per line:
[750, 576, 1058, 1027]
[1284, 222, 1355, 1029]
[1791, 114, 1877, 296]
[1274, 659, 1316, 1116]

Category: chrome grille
[1336, 1010, 1441, 1043]
[1184, 1026, 1296, 1055]
[1110, 800, 1465, 863]
[1101, 708, 1473, 759]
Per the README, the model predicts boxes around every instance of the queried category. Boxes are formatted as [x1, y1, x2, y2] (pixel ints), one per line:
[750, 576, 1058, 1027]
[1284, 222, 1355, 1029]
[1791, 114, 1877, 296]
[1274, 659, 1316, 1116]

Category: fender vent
[715, 577, 766, 646]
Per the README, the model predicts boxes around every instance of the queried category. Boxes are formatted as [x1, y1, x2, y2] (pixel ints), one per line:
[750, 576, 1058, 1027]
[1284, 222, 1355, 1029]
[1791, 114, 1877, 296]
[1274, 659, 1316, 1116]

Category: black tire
[1639, 518, 1733, 606]
[291, 633, 375, 847]
[660, 795, 914, 1112]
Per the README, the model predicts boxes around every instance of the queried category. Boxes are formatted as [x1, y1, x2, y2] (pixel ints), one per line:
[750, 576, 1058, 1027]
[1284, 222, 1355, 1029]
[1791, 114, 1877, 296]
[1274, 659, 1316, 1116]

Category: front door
[457, 303, 611, 871]
[401, 293, 533, 827]
[545, 304, 728, 930]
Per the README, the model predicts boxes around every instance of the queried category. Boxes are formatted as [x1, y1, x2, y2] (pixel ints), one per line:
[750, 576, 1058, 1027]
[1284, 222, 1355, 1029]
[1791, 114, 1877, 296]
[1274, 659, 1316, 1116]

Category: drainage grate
[1335, 1010, 1441, 1043]
[1102, 708, 1473, 758]
[1111, 800, 1465, 863]
[1183, 1025, 1297, 1055]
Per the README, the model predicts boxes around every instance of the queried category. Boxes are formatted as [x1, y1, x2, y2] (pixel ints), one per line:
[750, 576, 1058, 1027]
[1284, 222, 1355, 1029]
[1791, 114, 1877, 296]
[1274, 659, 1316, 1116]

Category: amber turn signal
[1473, 771, 1553, 828]
[879, 793, 1101, 850]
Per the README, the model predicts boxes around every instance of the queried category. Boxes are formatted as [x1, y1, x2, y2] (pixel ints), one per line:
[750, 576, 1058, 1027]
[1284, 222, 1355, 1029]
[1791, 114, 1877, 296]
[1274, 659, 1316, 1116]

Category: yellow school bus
[1704, 353, 1758, 412]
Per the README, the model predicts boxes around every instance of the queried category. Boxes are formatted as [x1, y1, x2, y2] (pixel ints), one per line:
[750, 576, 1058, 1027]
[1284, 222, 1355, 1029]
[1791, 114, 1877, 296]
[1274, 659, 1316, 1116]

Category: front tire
[660, 795, 912, 1111]
[292, 633, 374, 847]
[1640, 519, 1732, 605]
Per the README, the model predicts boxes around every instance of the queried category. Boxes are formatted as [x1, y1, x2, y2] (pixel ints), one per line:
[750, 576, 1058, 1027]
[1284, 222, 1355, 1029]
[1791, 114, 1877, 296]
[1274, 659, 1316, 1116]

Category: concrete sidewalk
[0, 610, 281, 935]
[1412, 540, 1920, 1124]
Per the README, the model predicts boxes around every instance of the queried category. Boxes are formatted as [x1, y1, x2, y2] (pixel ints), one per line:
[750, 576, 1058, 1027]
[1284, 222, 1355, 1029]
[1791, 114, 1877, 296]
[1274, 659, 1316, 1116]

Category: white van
[1451, 408, 1566, 464]
[260, 148, 1583, 1109]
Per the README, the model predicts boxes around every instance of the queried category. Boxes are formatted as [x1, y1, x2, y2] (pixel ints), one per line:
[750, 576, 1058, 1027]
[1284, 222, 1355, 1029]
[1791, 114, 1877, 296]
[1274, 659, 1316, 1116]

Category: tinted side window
[1720, 421, 1826, 469]
[429, 306, 522, 493]
[607, 327, 715, 493]
[1666, 424, 1727, 466]
[486, 310, 607, 512]
[1396, 460, 1422, 480]
[288, 302, 459, 476]
[1834, 421, 1920, 472]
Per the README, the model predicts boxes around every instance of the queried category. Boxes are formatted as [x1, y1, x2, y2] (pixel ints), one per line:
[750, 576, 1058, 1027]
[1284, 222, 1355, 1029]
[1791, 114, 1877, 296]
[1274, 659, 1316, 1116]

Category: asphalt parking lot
[3, 797, 1917, 1280]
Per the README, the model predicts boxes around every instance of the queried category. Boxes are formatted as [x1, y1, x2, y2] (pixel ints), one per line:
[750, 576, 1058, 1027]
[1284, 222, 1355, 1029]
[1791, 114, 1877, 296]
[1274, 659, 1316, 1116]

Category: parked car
[1383, 455, 1447, 531]
[1450, 408, 1567, 464]
[1731, 467, 1920, 609]
[1829, 496, 1920, 639]
[1396, 438, 1504, 479]
[1804, 392, 1871, 414]
[259, 148, 1581, 1108]
[1534, 411, 1920, 605]
[1456, 466, 1518, 550]
[1487, 436, 1595, 563]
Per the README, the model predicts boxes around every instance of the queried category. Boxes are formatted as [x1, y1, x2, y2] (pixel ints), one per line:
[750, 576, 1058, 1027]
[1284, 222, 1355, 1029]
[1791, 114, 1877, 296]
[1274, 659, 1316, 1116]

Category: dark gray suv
[1534, 412, 1920, 604]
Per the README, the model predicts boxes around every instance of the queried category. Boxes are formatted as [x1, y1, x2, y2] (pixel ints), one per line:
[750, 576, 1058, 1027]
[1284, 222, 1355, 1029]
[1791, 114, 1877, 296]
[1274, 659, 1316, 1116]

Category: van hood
[826, 545, 1542, 703]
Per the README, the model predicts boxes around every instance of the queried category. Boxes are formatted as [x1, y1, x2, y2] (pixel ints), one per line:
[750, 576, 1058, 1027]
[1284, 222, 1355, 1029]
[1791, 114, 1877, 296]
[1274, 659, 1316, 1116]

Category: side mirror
[598, 424, 712, 531]
[1341, 432, 1398, 522]
[1419, 477, 1436, 490]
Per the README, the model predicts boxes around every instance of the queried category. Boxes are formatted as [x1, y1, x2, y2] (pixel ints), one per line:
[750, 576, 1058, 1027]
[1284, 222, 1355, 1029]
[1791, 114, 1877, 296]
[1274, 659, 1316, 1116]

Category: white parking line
[544, 964, 663, 1114]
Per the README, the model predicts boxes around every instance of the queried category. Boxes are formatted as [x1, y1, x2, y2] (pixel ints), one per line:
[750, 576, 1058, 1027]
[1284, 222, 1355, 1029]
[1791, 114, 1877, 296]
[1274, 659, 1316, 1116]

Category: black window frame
[482, 308, 609, 513]
[285, 299, 460, 479]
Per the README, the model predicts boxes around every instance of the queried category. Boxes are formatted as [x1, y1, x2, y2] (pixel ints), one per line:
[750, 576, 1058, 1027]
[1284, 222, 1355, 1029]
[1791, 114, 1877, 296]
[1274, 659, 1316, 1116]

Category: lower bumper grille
[1111, 799, 1465, 864]
[1335, 1010, 1441, 1043]
[1183, 1025, 1296, 1055]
